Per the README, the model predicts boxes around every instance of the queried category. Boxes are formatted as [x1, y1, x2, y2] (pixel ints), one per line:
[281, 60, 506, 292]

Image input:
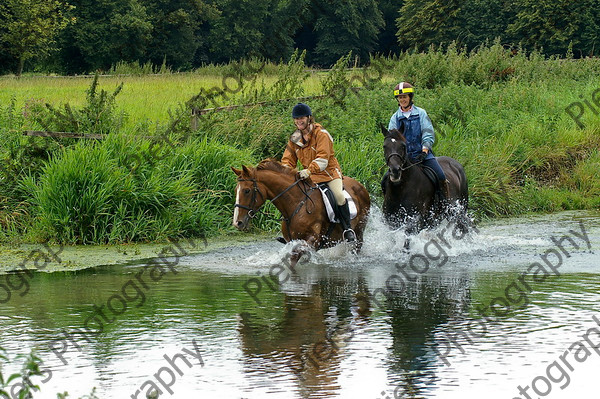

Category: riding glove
[415, 152, 427, 162]
[299, 169, 311, 179]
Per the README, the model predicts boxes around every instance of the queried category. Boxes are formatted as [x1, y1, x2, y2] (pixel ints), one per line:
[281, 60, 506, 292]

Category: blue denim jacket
[388, 105, 435, 160]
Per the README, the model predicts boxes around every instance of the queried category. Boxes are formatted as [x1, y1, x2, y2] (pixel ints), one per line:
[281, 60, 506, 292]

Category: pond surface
[1, 209, 599, 399]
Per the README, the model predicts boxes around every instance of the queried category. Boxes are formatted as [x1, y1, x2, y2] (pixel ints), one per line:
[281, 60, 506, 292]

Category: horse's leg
[403, 237, 410, 251]
[447, 195, 470, 234]
[287, 236, 318, 269]
[403, 222, 415, 252]
[402, 211, 425, 251]
[455, 209, 473, 235]
[353, 228, 364, 253]
[289, 250, 302, 270]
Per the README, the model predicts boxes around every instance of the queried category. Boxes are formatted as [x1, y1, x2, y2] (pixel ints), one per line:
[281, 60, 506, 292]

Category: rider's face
[396, 94, 411, 109]
[294, 116, 309, 130]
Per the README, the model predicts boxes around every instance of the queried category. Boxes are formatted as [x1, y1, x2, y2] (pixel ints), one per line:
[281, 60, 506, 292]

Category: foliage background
[1, 46, 599, 244]
[1, 0, 599, 75]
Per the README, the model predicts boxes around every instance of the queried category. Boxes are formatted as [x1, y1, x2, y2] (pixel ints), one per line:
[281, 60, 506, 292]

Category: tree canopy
[0, 0, 73, 75]
[0, 0, 598, 74]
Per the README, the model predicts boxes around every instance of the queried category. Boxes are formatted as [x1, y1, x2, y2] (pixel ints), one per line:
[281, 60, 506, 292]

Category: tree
[0, 0, 73, 75]
[455, 0, 513, 50]
[56, 0, 153, 73]
[144, 0, 219, 69]
[203, 0, 272, 63]
[110, 0, 153, 63]
[313, 0, 384, 66]
[256, 0, 302, 62]
[396, 0, 461, 50]
[374, 0, 403, 55]
[506, 0, 600, 57]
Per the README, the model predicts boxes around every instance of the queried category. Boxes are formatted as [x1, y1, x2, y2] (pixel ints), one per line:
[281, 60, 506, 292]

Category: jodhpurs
[327, 178, 346, 206]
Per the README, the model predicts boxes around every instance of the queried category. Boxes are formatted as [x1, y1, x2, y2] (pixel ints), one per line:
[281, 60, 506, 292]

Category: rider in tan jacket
[281, 103, 355, 242]
[282, 124, 342, 183]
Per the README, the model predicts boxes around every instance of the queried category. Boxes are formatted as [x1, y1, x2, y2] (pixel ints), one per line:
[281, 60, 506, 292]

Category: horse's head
[231, 165, 267, 230]
[381, 124, 407, 183]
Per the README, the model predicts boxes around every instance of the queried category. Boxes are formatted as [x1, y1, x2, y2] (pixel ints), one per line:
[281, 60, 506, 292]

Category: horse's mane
[256, 158, 296, 176]
[388, 128, 407, 142]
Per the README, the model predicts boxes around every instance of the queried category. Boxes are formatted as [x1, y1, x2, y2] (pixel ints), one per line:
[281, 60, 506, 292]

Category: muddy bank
[0, 232, 274, 273]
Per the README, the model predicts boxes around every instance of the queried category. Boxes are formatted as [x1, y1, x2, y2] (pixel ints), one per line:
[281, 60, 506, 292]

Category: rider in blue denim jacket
[383, 82, 450, 198]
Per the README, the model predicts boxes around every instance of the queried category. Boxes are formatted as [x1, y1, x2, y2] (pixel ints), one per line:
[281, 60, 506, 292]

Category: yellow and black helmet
[393, 82, 414, 97]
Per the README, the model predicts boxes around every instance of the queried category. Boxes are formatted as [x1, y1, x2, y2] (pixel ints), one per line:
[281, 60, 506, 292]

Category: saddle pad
[420, 164, 443, 203]
[318, 185, 357, 223]
[421, 164, 440, 189]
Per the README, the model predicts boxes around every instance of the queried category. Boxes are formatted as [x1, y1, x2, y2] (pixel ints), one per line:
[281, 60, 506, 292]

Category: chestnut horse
[381, 125, 470, 237]
[232, 160, 370, 263]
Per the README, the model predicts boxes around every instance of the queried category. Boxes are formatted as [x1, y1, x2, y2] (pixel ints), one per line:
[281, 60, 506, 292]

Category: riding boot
[338, 201, 356, 242]
[441, 179, 451, 200]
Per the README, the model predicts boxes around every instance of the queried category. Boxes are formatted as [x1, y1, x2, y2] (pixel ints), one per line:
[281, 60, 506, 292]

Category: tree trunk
[17, 56, 24, 77]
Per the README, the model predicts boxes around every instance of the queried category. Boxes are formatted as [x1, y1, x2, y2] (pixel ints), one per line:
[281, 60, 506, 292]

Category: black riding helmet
[292, 102, 312, 118]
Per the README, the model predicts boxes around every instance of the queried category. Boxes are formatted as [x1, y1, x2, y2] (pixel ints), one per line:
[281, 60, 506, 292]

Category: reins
[386, 152, 423, 171]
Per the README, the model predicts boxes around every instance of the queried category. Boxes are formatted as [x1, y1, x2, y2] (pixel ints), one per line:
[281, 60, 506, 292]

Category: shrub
[29, 73, 126, 135]
[21, 132, 261, 244]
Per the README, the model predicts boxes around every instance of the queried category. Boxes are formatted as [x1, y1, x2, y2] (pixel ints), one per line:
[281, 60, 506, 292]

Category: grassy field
[0, 72, 328, 127]
[1, 45, 599, 244]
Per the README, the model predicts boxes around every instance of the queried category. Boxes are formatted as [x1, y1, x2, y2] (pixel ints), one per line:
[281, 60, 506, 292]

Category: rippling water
[1, 210, 599, 398]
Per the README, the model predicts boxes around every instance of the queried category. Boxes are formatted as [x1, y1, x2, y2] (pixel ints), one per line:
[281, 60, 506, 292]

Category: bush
[23, 135, 256, 244]
[29, 73, 126, 135]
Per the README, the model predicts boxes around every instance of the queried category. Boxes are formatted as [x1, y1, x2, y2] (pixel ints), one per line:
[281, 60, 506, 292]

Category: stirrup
[343, 229, 356, 242]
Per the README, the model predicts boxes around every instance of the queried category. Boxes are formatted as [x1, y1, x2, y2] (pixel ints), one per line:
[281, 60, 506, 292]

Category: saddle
[317, 183, 357, 223]
[420, 164, 444, 203]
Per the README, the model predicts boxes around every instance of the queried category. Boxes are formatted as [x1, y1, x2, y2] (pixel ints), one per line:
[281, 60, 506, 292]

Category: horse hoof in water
[403, 237, 411, 252]
[287, 241, 313, 269]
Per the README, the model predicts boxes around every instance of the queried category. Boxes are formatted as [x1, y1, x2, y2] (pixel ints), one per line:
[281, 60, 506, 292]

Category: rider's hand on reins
[415, 151, 427, 163]
[298, 169, 311, 180]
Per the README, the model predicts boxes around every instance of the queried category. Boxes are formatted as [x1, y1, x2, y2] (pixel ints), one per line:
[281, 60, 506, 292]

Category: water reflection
[236, 264, 472, 399]
[382, 273, 470, 398]
[239, 277, 357, 398]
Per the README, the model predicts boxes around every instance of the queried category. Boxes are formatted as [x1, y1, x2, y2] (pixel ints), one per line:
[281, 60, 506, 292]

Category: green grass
[1, 44, 600, 244]
[0, 72, 328, 129]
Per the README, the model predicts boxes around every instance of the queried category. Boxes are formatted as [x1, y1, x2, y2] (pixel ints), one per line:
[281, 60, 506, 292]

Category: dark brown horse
[381, 125, 470, 236]
[232, 160, 370, 263]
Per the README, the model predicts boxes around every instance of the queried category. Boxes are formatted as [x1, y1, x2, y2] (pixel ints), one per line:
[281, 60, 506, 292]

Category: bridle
[386, 150, 423, 172]
[234, 178, 265, 223]
[234, 177, 316, 235]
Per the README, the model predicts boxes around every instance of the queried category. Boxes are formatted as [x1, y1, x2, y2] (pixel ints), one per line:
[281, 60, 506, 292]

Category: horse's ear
[397, 121, 405, 135]
[231, 167, 242, 177]
[241, 165, 252, 178]
[380, 123, 389, 137]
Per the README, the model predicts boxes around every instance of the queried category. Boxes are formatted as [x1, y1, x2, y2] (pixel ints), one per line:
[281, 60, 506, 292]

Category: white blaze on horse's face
[384, 136, 405, 183]
[232, 184, 241, 227]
